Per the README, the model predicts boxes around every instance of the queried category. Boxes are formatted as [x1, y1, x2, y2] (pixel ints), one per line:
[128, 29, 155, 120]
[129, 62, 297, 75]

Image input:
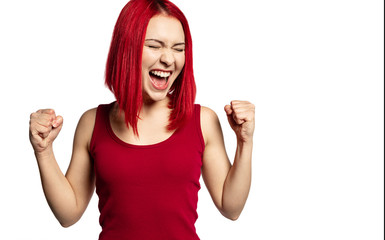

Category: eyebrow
[145, 39, 185, 47]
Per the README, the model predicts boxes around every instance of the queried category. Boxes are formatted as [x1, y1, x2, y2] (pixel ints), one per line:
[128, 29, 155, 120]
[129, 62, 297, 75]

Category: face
[141, 15, 186, 103]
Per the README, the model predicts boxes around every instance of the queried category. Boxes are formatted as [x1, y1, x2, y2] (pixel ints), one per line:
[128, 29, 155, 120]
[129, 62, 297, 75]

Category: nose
[160, 49, 175, 67]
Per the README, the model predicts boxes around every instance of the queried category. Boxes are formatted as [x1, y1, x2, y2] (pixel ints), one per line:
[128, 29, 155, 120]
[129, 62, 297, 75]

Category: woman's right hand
[29, 109, 63, 154]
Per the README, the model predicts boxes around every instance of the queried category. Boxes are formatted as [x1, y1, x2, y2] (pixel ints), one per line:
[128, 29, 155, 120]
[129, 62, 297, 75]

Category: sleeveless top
[90, 102, 204, 240]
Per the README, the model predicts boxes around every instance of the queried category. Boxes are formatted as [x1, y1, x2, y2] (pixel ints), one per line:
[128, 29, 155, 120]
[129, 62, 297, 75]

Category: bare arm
[201, 101, 255, 220]
[29, 108, 96, 227]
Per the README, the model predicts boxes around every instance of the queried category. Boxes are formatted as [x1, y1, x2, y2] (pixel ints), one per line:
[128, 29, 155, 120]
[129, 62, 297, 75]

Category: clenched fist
[224, 100, 255, 143]
[29, 109, 63, 154]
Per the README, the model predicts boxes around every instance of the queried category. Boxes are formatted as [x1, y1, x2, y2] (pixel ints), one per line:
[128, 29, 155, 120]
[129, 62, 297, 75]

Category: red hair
[105, 0, 196, 136]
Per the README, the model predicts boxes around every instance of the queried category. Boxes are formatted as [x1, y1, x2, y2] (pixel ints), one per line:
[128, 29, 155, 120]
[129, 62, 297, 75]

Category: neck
[140, 96, 170, 117]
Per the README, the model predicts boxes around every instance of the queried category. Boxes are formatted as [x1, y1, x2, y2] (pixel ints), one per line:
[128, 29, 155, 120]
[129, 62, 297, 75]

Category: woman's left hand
[224, 100, 255, 143]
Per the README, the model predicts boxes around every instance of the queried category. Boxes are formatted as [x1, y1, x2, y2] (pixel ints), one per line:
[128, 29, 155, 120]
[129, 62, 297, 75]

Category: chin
[143, 91, 170, 103]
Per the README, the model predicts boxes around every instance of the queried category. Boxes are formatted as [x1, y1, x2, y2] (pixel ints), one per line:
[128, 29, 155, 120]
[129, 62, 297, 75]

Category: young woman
[29, 0, 255, 239]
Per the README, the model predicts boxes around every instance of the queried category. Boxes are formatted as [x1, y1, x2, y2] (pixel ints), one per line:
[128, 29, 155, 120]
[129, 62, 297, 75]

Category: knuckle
[30, 122, 38, 131]
[43, 108, 54, 113]
[30, 112, 39, 119]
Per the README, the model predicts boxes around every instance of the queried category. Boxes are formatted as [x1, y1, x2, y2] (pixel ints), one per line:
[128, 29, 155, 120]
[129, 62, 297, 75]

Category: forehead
[145, 15, 185, 42]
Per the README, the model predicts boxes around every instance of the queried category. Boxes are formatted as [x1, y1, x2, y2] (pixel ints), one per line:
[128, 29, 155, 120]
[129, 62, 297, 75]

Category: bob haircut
[105, 0, 196, 136]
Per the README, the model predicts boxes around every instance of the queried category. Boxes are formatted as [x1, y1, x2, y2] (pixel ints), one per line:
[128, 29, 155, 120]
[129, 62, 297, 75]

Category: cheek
[142, 49, 158, 68]
[176, 54, 186, 72]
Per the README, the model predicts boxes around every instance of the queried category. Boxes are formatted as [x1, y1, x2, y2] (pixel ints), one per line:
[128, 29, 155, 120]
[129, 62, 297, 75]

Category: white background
[0, 0, 383, 239]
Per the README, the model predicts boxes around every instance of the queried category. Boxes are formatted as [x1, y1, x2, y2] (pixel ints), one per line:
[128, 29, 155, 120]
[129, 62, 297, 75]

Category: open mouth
[149, 70, 172, 90]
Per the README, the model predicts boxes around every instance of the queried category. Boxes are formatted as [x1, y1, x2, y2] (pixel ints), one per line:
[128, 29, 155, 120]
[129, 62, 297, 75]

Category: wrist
[234, 138, 253, 165]
[236, 138, 253, 151]
[34, 146, 54, 161]
[237, 137, 253, 146]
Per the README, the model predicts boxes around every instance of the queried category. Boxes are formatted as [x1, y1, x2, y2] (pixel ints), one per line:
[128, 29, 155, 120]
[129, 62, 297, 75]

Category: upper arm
[201, 106, 231, 210]
[65, 108, 97, 215]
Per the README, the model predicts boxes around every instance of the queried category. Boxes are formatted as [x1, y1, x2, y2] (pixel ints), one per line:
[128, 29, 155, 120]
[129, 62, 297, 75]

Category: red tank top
[90, 102, 204, 240]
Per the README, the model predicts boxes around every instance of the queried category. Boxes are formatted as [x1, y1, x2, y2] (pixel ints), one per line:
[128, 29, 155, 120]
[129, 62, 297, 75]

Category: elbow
[58, 215, 81, 228]
[60, 222, 72, 228]
[226, 213, 240, 221]
[59, 220, 77, 228]
[56, 208, 83, 228]
[220, 209, 241, 221]
[60, 223, 72, 228]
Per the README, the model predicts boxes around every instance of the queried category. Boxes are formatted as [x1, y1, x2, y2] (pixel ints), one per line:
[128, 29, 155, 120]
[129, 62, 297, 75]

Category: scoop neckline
[105, 102, 179, 149]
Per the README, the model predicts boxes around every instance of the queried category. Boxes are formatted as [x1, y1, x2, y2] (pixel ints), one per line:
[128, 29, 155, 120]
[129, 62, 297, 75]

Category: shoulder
[74, 107, 98, 148]
[78, 108, 97, 128]
[200, 106, 218, 123]
[200, 106, 222, 145]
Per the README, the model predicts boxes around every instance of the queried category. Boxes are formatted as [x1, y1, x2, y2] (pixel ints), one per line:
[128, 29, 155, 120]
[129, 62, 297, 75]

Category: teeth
[151, 70, 171, 78]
